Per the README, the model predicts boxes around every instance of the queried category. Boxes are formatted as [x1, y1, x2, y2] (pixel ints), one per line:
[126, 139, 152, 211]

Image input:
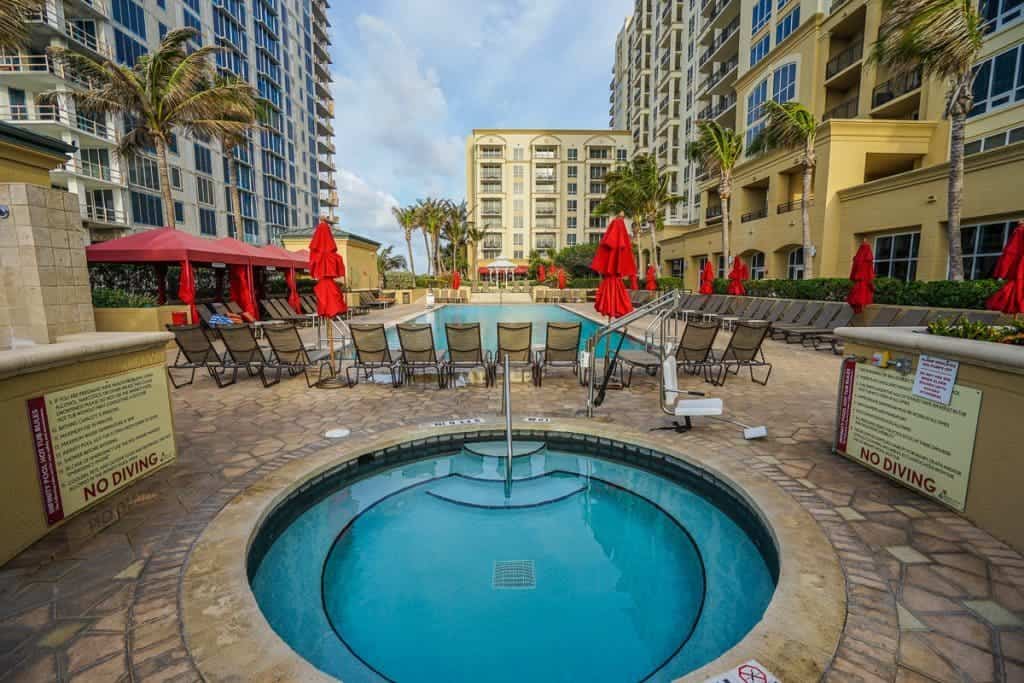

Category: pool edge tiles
[181, 420, 846, 683]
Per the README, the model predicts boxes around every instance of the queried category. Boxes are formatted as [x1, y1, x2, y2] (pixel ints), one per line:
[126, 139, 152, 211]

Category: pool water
[384, 304, 643, 354]
[249, 437, 776, 682]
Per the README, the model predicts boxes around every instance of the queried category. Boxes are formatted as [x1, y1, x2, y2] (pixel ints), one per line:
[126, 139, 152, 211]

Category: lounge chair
[699, 295, 730, 320]
[780, 302, 845, 343]
[300, 294, 318, 315]
[534, 322, 581, 386]
[217, 324, 279, 387]
[711, 297, 756, 328]
[892, 308, 929, 326]
[679, 294, 710, 320]
[261, 299, 309, 325]
[445, 323, 492, 387]
[803, 306, 856, 352]
[707, 321, 773, 386]
[769, 301, 823, 339]
[346, 324, 401, 386]
[767, 300, 804, 327]
[262, 322, 335, 387]
[195, 303, 217, 327]
[359, 291, 390, 310]
[165, 324, 232, 388]
[618, 318, 721, 387]
[396, 323, 447, 388]
[741, 298, 776, 322]
[492, 322, 534, 386]
[868, 306, 901, 326]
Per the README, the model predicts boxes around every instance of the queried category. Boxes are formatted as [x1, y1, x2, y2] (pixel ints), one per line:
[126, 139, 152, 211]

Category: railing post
[503, 353, 513, 499]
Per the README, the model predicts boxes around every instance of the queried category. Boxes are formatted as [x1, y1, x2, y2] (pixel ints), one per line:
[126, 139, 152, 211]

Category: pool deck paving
[1, 302, 1023, 682]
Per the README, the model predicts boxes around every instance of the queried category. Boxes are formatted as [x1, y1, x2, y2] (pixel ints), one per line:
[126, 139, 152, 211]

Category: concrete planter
[94, 306, 191, 348]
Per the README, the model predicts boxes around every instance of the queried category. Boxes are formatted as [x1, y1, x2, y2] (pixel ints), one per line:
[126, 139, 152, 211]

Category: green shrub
[414, 275, 450, 288]
[552, 243, 599, 278]
[92, 287, 157, 308]
[928, 317, 1024, 345]
[384, 271, 415, 289]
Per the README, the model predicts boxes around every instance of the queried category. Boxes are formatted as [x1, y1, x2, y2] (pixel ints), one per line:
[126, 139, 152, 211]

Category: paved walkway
[1, 305, 1023, 682]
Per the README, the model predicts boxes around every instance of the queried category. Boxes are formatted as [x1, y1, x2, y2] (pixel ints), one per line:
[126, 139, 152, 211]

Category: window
[194, 143, 213, 175]
[114, 29, 147, 66]
[567, 233, 577, 246]
[616, 148, 628, 161]
[567, 147, 578, 161]
[752, 0, 772, 34]
[970, 44, 1024, 117]
[130, 191, 163, 226]
[513, 215, 524, 229]
[128, 155, 160, 190]
[173, 201, 184, 224]
[567, 165, 578, 178]
[513, 199, 523, 212]
[965, 124, 1024, 154]
[199, 208, 217, 235]
[513, 233, 524, 246]
[773, 62, 797, 103]
[513, 165, 523, 178]
[669, 258, 685, 278]
[982, 0, 1024, 33]
[196, 176, 215, 205]
[590, 182, 606, 194]
[776, 6, 800, 43]
[112, 0, 147, 39]
[874, 232, 920, 281]
[589, 147, 610, 159]
[750, 251, 766, 279]
[746, 79, 768, 148]
[787, 248, 805, 280]
[750, 35, 770, 67]
[567, 200, 577, 212]
[567, 182, 577, 195]
[183, 9, 201, 40]
[513, 147, 524, 160]
[514, 250, 524, 259]
[483, 199, 502, 215]
[158, 22, 167, 39]
[567, 216, 577, 229]
[170, 167, 183, 190]
[514, 182, 524, 194]
[961, 220, 1016, 279]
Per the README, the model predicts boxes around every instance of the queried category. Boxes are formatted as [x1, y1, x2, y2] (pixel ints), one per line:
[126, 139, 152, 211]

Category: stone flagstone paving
[0, 303, 1022, 682]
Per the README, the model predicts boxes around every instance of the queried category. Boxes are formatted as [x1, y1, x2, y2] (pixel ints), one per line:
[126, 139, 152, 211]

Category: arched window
[787, 247, 805, 280]
[750, 251, 767, 279]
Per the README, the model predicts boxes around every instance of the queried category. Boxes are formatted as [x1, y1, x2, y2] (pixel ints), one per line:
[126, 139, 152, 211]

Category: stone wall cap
[836, 326, 1024, 374]
[0, 332, 172, 381]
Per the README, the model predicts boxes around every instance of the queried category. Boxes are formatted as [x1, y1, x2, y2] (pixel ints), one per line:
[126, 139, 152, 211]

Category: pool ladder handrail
[585, 290, 683, 417]
[502, 353, 513, 499]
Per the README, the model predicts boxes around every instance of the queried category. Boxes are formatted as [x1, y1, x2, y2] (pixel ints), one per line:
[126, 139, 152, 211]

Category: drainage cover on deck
[493, 560, 536, 590]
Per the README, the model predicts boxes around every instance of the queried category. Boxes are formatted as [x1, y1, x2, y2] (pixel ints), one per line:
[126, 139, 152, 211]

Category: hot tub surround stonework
[0, 303, 1022, 682]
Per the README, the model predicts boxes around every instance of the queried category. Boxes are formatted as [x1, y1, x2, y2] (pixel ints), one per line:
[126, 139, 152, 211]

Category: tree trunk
[801, 159, 814, 280]
[947, 109, 967, 281]
[719, 174, 731, 271]
[648, 215, 661, 276]
[421, 230, 431, 275]
[226, 148, 244, 240]
[155, 136, 175, 228]
[405, 232, 416, 276]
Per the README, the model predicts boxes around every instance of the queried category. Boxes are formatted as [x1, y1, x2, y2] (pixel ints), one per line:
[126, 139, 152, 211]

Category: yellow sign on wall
[27, 366, 176, 525]
[836, 360, 981, 511]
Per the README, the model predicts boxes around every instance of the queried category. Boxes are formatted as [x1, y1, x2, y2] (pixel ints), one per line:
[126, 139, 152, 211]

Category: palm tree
[0, 0, 33, 52]
[688, 121, 743, 269]
[376, 245, 407, 287]
[391, 205, 417, 275]
[757, 100, 820, 278]
[416, 197, 445, 275]
[464, 221, 485, 281]
[47, 28, 260, 228]
[871, 0, 985, 281]
[442, 200, 470, 273]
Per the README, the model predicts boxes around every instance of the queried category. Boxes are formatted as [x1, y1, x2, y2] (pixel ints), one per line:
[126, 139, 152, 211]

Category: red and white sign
[704, 659, 780, 683]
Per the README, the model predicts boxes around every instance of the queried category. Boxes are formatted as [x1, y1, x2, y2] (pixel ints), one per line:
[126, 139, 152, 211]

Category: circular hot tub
[246, 433, 779, 682]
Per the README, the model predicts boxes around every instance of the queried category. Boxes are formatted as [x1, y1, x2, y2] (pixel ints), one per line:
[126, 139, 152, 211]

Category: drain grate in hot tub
[492, 560, 536, 590]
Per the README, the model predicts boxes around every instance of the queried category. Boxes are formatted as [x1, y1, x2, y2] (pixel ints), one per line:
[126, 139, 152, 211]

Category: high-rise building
[465, 130, 632, 270]
[0, 0, 337, 244]
[613, 0, 1024, 287]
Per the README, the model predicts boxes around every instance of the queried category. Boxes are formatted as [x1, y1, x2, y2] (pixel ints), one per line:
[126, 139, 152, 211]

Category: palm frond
[0, 0, 35, 52]
[871, 0, 984, 83]
[689, 120, 743, 175]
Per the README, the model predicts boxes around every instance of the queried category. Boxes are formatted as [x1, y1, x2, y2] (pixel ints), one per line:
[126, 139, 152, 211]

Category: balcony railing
[740, 206, 768, 223]
[872, 68, 922, 109]
[480, 182, 503, 193]
[697, 92, 736, 120]
[82, 205, 126, 225]
[0, 53, 97, 89]
[481, 208, 502, 217]
[823, 95, 859, 121]
[479, 148, 503, 159]
[533, 150, 557, 159]
[777, 196, 814, 214]
[26, 5, 112, 58]
[535, 207, 556, 216]
[705, 205, 723, 222]
[829, 0, 852, 13]
[826, 40, 863, 79]
[535, 174, 557, 183]
[699, 16, 739, 66]
[702, 57, 738, 93]
[63, 158, 122, 183]
[0, 103, 115, 141]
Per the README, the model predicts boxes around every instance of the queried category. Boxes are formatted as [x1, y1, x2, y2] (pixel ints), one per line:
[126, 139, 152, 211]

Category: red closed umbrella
[591, 216, 636, 319]
[699, 260, 715, 295]
[846, 242, 875, 314]
[178, 260, 197, 324]
[987, 222, 1024, 315]
[557, 268, 566, 290]
[538, 264, 546, 281]
[452, 271, 461, 289]
[228, 263, 258, 321]
[726, 256, 748, 295]
[309, 220, 347, 379]
[645, 265, 657, 291]
[285, 268, 302, 314]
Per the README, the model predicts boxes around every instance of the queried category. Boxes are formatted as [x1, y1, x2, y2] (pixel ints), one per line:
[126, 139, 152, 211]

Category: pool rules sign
[27, 366, 176, 525]
[835, 359, 981, 511]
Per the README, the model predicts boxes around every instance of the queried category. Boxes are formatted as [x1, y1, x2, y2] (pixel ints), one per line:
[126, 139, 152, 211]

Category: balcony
[535, 173, 557, 184]
[705, 205, 723, 223]
[479, 148, 504, 159]
[1, 103, 116, 143]
[481, 208, 502, 217]
[871, 68, 922, 111]
[0, 53, 97, 90]
[480, 182, 503, 194]
[740, 206, 768, 223]
[535, 206, 557, 216]
[826, 40, 863, 81]
[82, 205, 127, 227]
[26, 5, 113, 59]
[533, 149, 557, 159]
[319, 190, 339, 207]
[61, 158, 122, 185]
[777, 196, 814, 213]
[699, 16, 740, 68]
[534, 217, 557, 229]
[823, 95, 859, 121]
[697, 92, 736, 121]
[702, 57, 738, 95]
[830, 0, 852, 13]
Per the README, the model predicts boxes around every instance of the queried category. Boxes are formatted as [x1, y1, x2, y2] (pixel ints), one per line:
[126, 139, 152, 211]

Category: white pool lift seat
[657, 357, 766, 439]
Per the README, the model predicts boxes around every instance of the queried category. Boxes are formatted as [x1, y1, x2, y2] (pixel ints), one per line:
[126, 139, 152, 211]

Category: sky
[325, 0, 633, 272]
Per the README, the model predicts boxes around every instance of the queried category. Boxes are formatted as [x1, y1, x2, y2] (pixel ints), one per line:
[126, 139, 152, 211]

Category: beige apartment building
[465, 130, 632, 273]
[613, 0, 1024, 287]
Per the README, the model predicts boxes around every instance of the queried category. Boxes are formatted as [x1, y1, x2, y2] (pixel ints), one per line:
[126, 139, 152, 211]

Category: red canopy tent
[86, 228, 252, 324]
[591, 216, 636, 319]
[726, 256, 749, 295]
[846, 242, 875, 314]
[986, 221, 1024, 315]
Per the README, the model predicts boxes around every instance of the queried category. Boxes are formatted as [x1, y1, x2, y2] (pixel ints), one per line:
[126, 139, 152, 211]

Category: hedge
[384, 270, 415, 289]
[92, 287, 157, 308]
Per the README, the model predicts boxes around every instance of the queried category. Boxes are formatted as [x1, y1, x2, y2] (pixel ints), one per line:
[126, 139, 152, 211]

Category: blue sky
[326, 0, 633, 271]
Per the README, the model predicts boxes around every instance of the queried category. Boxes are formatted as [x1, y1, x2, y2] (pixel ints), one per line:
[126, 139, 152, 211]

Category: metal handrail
[586, 289, 682, 417]
[502, 354, 513, 499]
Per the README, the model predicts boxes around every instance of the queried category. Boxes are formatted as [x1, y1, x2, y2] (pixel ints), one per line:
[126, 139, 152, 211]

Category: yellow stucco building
[280, 228, 382, 290]
[614, 0, 1024, 288]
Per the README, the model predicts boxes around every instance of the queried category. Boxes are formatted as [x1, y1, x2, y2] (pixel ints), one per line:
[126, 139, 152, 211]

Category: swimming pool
[248, 432, 778, 682]
[384, 304, 643, 354]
